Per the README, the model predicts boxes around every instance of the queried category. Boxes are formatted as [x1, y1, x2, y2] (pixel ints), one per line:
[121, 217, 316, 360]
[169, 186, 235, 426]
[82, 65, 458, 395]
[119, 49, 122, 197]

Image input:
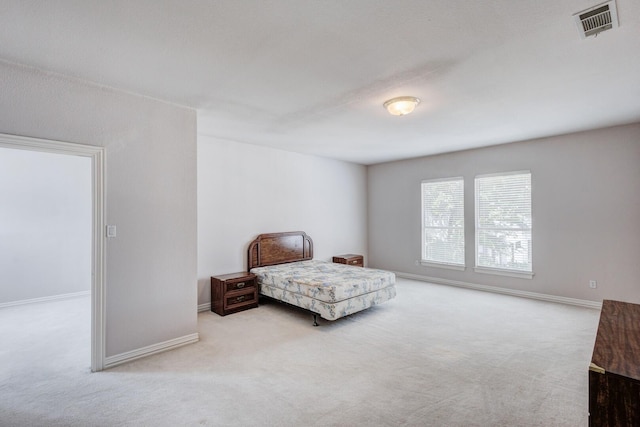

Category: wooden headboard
[247, 231, 313, 270]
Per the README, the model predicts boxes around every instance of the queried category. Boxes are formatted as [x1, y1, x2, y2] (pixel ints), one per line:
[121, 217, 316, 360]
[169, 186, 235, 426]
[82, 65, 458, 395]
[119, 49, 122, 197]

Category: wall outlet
[589, 280, 597, 289]
[414, 260, 420, 266]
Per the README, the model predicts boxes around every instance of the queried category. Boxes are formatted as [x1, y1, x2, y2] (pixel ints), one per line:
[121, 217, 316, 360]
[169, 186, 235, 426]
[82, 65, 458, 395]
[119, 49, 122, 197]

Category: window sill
[420, 261, 465, 271]
[474, 267, 534, 279]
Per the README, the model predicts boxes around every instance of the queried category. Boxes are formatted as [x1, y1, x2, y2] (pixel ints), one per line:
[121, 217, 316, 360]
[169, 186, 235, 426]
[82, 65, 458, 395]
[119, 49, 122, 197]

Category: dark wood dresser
[332, 254, 364, 267]
[210, 272, 258, 316]
[589, 299, 640, 426]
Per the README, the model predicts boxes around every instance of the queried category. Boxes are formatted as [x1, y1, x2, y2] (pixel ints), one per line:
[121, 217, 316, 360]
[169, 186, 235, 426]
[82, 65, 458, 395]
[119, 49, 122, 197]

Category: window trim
[421, 261, 466, 271]
[421, 176, 465, 269]
[474, 266, 534, 279]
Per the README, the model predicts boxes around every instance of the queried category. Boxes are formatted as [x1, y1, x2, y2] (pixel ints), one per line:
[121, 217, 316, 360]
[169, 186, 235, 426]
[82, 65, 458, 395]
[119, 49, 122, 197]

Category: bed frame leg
[312, 314, 319, 327]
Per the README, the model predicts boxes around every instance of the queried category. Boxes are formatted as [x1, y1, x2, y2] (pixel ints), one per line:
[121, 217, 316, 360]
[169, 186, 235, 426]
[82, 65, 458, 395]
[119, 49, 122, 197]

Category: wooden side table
[210, 272, 258, 316]
[332, 254, 364, 267]
[589, 299, 640, 425]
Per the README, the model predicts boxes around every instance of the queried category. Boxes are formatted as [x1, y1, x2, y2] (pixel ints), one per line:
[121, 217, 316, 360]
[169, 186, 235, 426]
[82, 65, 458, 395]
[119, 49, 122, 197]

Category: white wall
[0, 60, 198, 357]
[368, 123, 640, 304]
[197, 132, 368, 306]
[0, 147, 91, 304]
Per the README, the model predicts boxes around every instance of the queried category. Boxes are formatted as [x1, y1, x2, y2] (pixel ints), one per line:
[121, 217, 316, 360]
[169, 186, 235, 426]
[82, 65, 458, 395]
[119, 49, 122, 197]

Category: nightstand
[332, 254, 364, 267]
[210, 272, 258, 316]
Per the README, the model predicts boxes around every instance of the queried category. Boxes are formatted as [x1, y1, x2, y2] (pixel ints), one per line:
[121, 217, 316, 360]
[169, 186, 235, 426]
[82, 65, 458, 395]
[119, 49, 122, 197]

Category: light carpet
[0, 278, 600, 426]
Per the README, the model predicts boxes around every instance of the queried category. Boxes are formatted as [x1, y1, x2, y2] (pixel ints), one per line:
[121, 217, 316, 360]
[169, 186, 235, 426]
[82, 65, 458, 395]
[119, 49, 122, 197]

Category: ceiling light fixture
[383, 96, 420, 116]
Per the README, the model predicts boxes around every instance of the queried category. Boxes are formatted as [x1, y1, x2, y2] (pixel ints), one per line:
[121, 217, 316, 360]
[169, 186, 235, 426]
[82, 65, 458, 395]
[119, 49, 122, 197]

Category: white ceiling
[1, 1, 639, 165]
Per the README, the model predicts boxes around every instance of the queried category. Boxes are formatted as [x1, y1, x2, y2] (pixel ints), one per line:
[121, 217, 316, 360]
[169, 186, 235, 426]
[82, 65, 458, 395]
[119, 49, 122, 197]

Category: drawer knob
[236, 282, 245, 288]
[236, 295, 245, 302]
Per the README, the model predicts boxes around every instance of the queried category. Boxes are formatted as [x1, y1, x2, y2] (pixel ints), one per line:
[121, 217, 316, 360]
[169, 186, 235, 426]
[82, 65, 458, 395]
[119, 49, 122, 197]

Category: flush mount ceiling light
[383, 96, 420, 116]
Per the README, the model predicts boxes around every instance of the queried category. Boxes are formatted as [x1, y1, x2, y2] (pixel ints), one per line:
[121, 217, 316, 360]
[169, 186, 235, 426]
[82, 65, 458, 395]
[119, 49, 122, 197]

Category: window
[421, 178, 465, 268]
[475, 171, 532, 277]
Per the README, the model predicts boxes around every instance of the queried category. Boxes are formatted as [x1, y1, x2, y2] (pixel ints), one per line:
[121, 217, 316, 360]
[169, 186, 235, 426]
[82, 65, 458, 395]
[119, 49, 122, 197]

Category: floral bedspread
[250, 260, 395, 303]
[251, 260, 396, 321]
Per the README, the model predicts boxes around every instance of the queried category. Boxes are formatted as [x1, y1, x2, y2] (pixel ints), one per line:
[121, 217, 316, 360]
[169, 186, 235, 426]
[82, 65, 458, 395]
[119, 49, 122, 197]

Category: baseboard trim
[104, 333, 200, 370]
[198, 302, 211, 313]
[0, 290, 91, 309]
[395, 272, 602, 310]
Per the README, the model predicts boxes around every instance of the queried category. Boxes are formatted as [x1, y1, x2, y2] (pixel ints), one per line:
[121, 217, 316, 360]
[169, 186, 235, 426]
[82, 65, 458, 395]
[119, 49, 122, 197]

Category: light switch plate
[106, 225, 117, 238]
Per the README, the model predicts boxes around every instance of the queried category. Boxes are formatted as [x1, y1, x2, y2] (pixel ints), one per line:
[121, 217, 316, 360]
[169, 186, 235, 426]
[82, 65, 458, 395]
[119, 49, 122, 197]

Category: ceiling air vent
[573, 1, 618, 38]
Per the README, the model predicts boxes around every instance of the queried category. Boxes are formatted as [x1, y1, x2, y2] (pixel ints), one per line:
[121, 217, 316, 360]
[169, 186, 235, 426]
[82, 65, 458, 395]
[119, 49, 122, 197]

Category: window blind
[475, 172, 532, 273]
[421, 178, 465, 267]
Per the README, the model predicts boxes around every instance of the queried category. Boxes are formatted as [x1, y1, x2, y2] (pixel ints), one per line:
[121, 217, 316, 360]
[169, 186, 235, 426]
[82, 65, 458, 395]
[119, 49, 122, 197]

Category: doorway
[0, 133, 105, 371]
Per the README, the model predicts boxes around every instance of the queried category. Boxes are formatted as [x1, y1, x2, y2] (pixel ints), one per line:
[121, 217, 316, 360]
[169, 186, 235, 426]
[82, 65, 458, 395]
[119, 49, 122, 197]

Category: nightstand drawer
[333, 254, 364, 267]
[224, 278, 257, 293]
[224, 288, 258, 310]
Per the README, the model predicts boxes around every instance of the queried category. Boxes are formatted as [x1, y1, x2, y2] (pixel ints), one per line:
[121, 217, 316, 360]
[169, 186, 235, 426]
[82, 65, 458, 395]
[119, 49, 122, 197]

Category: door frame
[0, 133, 106, 372]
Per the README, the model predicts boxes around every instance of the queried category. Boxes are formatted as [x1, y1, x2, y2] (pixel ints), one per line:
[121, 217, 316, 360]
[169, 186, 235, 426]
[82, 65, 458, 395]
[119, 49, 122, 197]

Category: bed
[248, 231, 396, 325]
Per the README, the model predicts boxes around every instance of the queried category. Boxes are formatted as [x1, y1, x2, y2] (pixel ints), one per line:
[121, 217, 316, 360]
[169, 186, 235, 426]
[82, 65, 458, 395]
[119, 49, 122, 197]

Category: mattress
[250, 260, 396, 321]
